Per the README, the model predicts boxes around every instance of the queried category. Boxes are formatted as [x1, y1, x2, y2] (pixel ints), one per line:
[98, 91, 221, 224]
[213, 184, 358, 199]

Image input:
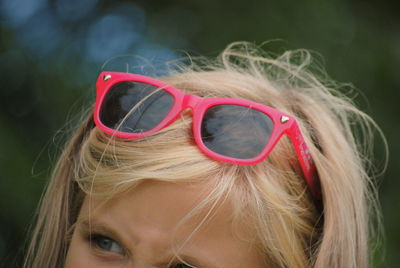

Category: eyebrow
[78, 219, 119, 238]
[76, 219, 218, 268]
[77, 219, 130, 249]
[180, 255, 219, 268]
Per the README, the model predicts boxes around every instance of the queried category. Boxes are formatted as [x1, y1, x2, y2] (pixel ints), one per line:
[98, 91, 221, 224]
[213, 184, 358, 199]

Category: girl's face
[65, 181, 265, 268]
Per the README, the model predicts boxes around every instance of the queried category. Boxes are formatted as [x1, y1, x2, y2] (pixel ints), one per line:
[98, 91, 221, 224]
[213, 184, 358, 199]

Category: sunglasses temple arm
[287, 121, 321, 201]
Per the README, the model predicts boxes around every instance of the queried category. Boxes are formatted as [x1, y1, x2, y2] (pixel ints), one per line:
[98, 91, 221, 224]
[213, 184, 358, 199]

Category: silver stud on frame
[103, 74, 112, 81]
[280, 116, 290, 123]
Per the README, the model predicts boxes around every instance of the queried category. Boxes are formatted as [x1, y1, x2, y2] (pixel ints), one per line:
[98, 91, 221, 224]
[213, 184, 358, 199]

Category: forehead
[78, 180, 264, 267]
[83, 181, 215, 229]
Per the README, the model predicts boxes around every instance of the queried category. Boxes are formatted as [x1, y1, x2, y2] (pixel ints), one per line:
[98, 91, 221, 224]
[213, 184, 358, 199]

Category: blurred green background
[0, 0, 398, 267]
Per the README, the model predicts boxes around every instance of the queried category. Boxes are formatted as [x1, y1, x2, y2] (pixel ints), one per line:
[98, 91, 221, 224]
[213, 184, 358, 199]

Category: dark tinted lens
[100, 81, 175, 133]
[201, 105, 274, 159]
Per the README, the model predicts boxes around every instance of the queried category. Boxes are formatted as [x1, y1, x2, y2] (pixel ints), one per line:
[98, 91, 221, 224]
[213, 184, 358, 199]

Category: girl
[24, 42, 383, 267]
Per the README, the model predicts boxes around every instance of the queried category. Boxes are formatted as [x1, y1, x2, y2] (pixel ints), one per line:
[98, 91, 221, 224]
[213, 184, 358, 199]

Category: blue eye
[90, 234, 124, 254]
[172, 264, 196, 268]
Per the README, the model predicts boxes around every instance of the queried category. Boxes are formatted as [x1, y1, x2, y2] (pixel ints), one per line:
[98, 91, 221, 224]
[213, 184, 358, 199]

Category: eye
[90, 234, 124, 254]
[171, 263, 197, 268]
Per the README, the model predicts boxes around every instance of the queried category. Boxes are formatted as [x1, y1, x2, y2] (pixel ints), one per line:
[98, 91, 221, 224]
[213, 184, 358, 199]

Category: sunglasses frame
[94, 72, 320, 199]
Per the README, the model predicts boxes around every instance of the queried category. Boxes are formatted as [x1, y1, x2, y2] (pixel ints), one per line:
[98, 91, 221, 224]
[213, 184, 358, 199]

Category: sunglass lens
[100, 81, 175, 133]
[201, 105, 274, 159]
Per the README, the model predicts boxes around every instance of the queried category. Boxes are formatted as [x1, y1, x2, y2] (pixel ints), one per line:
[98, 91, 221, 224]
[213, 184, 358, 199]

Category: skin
[65, 181, 265, 268]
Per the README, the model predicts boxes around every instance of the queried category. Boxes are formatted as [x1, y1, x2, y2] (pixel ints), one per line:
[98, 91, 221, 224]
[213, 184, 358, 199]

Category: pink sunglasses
[94, 72, 320, 200]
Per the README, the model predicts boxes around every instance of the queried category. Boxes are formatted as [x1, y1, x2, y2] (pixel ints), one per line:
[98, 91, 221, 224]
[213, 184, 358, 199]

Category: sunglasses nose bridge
[182, 94, 202, 109]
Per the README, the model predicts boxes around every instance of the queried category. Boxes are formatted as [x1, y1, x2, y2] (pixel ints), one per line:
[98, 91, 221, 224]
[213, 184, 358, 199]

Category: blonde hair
[24, 42, 384, 267]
